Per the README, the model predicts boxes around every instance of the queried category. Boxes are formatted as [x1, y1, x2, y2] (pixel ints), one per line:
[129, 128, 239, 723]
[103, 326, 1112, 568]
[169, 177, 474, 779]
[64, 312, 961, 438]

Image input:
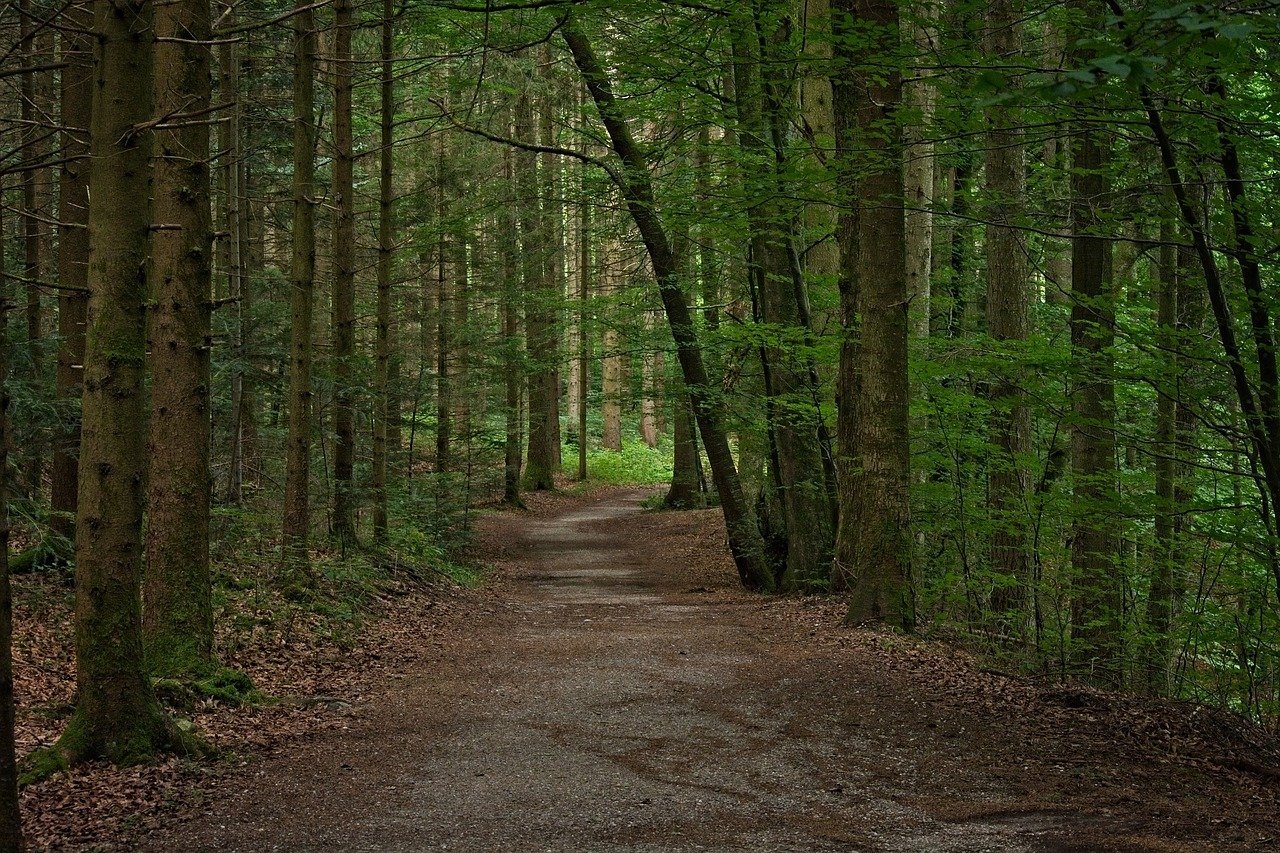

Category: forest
[2, 0, 1280, 847]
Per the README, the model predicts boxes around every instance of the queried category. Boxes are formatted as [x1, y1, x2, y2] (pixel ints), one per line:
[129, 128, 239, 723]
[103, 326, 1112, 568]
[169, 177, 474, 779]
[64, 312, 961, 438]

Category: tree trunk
[59, 0, 180, 764]
[0, 193, 23, 851]
[732, 4, 836, 590]
[564, 16, 773, 590]
[984, 0, 1031, 625]
[1144, 221, 1177, 694]
[641, 311, 660, 449]
[500, 140, 524, 504]
[523, 53, 563, 490]
[51, 1, 93, 546]
[19, 0, 47, 497]
[143, 0, 214, 677]
[221, 19, 246, 505]
[372, 0, 395, 543]
[331, 0, 357, 544]
[283, 0, 319, 573]
[600, 235, 624, 452]
[831, 0, 913, 627]
[1069, 115, 1122, 688]
[904, 2, 937, 339]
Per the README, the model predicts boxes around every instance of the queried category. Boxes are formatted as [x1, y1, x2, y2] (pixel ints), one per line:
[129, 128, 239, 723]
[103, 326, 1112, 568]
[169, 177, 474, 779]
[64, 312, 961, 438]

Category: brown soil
[137, 486, 1280, 851]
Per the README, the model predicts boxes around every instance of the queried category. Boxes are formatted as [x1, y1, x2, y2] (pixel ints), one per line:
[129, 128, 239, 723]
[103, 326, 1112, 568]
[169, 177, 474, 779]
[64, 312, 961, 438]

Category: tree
[563, 13, 774, 591]
[283, 0, 318, 572]
[51, 0, 186, 766]
[331, 0, 357, 544]
[143, 0, 215, 677]
[51, 0, 92, 549]
[831, 0, 912, 628]
[0, 190, 22, 851]
[372, 0, 397, 543]
[983, 0, 1031, 626]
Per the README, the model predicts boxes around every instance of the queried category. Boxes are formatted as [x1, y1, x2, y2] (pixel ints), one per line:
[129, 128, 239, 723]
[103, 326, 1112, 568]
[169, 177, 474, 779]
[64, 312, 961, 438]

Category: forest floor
[16, 486, 1280, 850]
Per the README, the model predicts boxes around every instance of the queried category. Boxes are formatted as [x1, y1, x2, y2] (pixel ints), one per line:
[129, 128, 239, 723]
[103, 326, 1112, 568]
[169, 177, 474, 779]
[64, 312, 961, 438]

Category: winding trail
[149, 489, 1264, 851]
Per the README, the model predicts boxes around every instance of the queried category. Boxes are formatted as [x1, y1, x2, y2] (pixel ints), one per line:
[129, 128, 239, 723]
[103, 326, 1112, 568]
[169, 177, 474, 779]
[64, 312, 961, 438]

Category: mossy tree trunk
[143, 0, 215, 678]
[62, 0, 181, 764]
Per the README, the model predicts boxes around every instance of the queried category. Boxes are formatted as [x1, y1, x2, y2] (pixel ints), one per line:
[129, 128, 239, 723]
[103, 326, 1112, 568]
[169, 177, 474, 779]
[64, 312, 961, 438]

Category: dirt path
[148, 488, 1278, 851]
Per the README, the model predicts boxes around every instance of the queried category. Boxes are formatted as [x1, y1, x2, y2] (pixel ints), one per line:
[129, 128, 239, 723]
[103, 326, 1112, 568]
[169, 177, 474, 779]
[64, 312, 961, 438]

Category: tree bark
[984, 0, 1031, 625]
[0, 189, 23, 851]
[330, 0, 357, 544]
[831, 0, 913, 627]
[500, 140, 524, 504]
[283, 0, 319, 573]
[1069, 112, 1122, 688]
[51, 1, 93, 546]
[373, 0, 395, 542]
[564, 16, 773, 590]
[731, 3, 836, 590]
[60, 0, 180, 764]
[523, 51, 563, 489]
[143, 0, 214, 677]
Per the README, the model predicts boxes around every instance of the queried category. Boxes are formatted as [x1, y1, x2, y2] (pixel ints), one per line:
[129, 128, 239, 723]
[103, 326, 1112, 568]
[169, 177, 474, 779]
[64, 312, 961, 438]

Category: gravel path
[146, 488, 1271, 851]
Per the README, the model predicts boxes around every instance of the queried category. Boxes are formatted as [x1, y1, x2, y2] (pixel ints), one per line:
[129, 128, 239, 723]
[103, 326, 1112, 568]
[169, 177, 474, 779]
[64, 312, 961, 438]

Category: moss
[152, 664, 259, 708]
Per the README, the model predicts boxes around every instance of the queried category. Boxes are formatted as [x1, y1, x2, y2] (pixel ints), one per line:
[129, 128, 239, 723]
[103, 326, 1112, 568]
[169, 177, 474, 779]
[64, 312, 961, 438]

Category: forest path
[149, 488, 1256, 851]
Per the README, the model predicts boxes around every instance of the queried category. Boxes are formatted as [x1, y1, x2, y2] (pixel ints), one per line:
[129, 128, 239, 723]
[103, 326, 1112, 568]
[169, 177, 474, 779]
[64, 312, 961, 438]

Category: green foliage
[577, 437, 673, 487]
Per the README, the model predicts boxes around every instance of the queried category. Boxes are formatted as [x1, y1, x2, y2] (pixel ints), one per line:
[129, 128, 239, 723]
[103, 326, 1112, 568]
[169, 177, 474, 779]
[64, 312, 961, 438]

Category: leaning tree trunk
[831, 0, 913, 628]
[143, 0, 215, 677]
[331, 0, 357, 544]
[283, 0, 319, 574]
[563, 15, 773, 591]
[59, 0, 182, 764]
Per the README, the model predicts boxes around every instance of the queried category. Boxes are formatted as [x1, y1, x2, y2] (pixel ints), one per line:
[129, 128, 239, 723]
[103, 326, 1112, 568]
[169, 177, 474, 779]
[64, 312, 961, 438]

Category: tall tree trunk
[0, 193, 23, 851]
[143, 0, 214, 677]
[373, 0, 395, 543]
[500, 140, 524, 504]
[600, 235, 623, 452]
[1144, 221, 1177, 694]
[1069, 112, 1122, 688]
[435, 222, 451, 475]
[984, 0, 1031, 625]
[577, 145, 591, 482]
[903, 1, 937, 338]
[732, 4, 836, 590]
[331, 0, 357, 544]
[221, 15, 246, 505]
[19, 0, 47, 496]
[564, 15, 773, 590]
[831, 0, 913, 627]
[641, 310, 660, 449]
[52, 1, 93, 546]
[523, 51, 563, 489]
[59, 0, 181, 764]
[283, 0, 319, 573]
